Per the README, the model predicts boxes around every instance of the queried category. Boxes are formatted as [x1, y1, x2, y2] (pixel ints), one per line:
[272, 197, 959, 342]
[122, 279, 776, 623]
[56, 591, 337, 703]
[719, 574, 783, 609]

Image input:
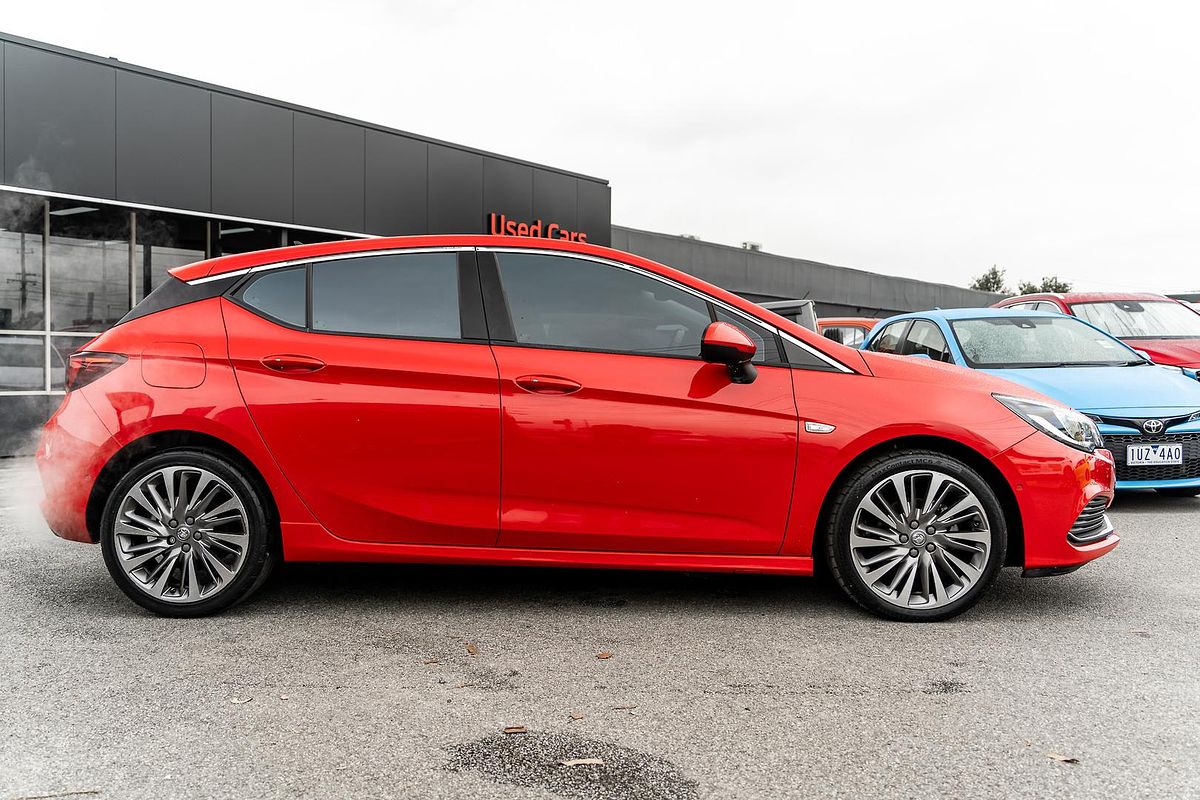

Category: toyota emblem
[1143, 419, 1165, 434]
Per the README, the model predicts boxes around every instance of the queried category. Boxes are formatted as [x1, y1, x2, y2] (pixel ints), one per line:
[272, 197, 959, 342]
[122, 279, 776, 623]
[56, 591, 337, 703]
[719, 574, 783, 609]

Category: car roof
[874, 307, 1070, 324]
[818, 317, 878, 327]
[1004, 291, 1177, 304]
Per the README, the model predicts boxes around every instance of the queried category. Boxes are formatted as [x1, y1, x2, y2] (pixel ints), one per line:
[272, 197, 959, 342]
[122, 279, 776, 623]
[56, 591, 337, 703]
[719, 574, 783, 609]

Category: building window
[0, 335, 46, 391]
[0, 192, 46, 332]
[213, 223, 282, 256]
[137, 212, 207, 299]
[48, 202, 131, 332]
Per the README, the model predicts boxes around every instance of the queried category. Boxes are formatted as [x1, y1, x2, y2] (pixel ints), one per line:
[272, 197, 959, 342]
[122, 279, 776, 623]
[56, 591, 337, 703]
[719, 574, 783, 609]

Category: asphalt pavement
[1, 456, 1197, 800]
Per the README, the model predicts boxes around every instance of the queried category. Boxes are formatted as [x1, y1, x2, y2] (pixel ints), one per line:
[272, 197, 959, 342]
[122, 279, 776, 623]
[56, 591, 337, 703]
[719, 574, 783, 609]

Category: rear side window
[869, 321, 910, 354]
[312, 252, 460, 339]
[713, 307, 782, 364]
[903, 320, 951, 362]
[239, 266, 306, 327]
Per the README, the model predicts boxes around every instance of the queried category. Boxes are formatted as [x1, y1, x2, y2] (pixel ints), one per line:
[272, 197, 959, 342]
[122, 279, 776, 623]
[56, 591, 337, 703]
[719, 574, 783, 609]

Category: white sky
[4, 1, 1198, 293]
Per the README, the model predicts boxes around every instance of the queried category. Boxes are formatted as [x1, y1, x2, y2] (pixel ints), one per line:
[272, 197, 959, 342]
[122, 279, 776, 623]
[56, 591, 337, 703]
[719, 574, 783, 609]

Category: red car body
[37, 236, 1116, 607]
[993, 292, 1200, 368]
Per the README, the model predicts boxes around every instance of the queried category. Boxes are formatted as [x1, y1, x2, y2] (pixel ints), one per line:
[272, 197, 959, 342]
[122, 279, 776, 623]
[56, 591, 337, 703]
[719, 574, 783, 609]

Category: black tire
[824, 449, 1007, 622]
[100, 449, 274, 617]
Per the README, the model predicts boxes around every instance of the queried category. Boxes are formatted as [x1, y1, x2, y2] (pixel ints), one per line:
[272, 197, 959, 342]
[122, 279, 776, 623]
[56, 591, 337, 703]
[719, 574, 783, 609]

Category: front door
[223, 250, 501, 546]
[485, 250, 798, 555]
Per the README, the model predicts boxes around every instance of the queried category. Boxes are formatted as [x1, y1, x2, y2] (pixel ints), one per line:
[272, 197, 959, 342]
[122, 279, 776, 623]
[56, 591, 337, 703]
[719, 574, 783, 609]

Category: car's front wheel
[825, 450, 1007, 622]
[100, 449, 274, 617]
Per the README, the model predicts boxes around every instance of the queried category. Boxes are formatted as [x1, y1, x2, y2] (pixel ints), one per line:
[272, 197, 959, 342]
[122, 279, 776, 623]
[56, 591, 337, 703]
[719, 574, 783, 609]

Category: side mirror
[908, 353, 932, 360]
[1134, 349, 1153, 362]
[701, 321, 758, 384]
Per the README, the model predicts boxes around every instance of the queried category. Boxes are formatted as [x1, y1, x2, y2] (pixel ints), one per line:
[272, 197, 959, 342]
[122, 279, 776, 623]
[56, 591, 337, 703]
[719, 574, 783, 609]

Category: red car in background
[817, 317, 880, 348]
[37, 236, 1116, 621]
[993, 292, 1200, 368]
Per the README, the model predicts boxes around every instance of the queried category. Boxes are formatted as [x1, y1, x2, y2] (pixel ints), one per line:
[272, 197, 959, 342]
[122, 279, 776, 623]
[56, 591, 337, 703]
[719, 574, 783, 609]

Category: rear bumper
[992, 435, 1118, 570]
[35, 391, 114, 543]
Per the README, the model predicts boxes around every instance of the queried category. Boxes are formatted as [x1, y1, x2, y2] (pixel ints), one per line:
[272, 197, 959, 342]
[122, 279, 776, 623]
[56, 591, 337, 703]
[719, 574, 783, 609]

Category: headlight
[993, 394, 1104, 452]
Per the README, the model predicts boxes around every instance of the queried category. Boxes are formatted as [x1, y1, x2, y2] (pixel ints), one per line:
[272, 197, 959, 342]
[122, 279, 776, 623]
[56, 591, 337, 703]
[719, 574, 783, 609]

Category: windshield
[1070, 300, 1200, 338]
[950, 315, 1139, 369]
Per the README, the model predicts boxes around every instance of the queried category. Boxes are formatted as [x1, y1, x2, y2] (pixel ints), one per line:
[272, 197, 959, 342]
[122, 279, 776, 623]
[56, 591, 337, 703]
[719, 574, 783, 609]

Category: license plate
[1127, 443, 1184, 466]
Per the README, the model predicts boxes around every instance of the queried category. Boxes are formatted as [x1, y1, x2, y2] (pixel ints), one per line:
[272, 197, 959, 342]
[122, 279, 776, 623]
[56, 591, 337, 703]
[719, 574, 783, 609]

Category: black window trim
[478, 247, 854, 374]
[208, 244, 855, 373]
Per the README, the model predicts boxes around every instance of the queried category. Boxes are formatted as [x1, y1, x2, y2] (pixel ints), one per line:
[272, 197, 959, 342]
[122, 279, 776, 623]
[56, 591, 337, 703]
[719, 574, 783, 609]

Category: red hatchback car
[994, 292, 1200, 368]
[38, 236, 1118, 620]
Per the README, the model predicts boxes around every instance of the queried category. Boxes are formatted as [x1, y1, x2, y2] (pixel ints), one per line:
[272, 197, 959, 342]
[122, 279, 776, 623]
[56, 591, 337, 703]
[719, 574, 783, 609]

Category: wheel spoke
[888, 475, 912, 518]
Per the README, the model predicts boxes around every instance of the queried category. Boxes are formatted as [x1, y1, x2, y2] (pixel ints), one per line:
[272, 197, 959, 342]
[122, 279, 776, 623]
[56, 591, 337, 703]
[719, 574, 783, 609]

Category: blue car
[861, 308, 1200, 495]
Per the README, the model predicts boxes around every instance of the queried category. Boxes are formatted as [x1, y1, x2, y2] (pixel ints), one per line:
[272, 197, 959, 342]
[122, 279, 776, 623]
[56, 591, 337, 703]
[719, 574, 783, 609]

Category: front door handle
[261, 354, 326, 374]
[514, 374, 582, 395]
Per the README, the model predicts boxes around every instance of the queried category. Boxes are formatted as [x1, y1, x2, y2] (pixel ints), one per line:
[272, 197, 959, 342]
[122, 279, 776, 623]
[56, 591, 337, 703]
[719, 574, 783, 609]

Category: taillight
[65, 351, 127, 391]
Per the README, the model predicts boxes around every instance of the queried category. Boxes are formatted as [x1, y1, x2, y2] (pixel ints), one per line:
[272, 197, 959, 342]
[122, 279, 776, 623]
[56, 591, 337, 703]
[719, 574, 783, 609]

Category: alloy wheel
[849, 469, 992, 610]
[111, 466, 250, 604]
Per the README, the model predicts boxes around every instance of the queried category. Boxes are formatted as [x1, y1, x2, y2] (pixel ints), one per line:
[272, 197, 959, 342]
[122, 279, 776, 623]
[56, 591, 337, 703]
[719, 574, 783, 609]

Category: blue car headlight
[993, 394, 1104, 453]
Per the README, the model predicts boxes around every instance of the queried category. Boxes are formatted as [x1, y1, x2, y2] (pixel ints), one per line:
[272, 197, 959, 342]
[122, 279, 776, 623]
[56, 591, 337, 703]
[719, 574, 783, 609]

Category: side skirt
[281, 523, 814, 576]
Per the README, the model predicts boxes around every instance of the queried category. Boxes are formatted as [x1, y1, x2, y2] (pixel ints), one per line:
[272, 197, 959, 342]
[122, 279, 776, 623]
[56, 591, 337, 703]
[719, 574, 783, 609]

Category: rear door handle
[514, 374, 582, 395]
[261, 354, 326, 374]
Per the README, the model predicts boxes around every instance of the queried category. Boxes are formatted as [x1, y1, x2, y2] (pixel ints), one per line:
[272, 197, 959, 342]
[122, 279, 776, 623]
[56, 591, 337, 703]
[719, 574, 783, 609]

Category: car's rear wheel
[100, 450, 274, 617]
[1155, 487, 1200, 498]
[825, 450, 1007, 622]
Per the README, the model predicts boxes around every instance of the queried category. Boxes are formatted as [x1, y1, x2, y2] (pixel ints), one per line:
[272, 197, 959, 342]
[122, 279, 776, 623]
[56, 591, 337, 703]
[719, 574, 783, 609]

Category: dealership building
[0, 31, 997, 453]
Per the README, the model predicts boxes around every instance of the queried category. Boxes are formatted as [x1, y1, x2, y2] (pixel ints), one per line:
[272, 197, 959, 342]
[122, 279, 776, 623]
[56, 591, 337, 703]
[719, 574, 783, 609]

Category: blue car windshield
[949, 316, 1141, 369]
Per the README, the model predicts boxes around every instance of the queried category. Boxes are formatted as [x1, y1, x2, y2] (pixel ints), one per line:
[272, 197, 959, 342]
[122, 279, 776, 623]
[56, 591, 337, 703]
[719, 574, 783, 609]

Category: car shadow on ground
[1113, 489, 1200, 513]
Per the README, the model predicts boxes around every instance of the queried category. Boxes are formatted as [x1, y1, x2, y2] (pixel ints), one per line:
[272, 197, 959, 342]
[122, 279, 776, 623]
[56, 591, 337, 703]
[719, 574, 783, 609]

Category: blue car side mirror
[908, 353, 933, 360]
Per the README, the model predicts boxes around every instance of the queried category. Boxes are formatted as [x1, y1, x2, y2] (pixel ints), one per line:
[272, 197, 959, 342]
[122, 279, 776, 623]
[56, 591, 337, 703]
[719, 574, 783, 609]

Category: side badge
[805, 421, 836, 434]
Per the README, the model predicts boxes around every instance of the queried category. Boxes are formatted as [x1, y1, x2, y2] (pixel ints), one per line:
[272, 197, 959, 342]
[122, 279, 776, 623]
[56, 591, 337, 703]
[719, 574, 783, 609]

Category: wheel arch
[85, 430, 280, 550]
[815, 434, 1024, 567]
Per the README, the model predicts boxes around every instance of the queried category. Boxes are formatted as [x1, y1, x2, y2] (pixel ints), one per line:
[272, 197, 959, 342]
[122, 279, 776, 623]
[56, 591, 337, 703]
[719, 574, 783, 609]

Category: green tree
[1017, 275, 1074, 295]
[970, 265, 1009, 293]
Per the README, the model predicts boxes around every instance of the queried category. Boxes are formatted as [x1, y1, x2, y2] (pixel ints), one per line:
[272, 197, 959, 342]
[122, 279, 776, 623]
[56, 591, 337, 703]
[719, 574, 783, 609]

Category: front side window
[1070, 300, 1200, 338]
[903, 320, 951, 362]
[495, 253, 711, 357]
[869, 321, 910, 355]
[312, 252, 460, 339]
[950, 315, 1139, 368]
[713, 307, 782, 364]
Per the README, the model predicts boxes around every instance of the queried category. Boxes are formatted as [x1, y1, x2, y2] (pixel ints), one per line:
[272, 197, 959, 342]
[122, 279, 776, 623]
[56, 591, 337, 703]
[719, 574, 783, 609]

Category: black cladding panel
[577, 180, 611, 246]
[427, 145, 482, 234]
[116, 71, 211, 211]
[293, 112, 365, 231]
[483, 156, 532, 227]
[210, 93, 293, 222]
[4, 43, 115, 197]
[364, 130, 427, 234]
[532, 168, 577, 231]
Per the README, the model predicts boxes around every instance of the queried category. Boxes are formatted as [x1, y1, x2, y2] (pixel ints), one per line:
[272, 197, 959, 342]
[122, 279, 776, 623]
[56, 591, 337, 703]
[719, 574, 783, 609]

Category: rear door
[483, 250, 799, 555]
[222, 249, 501, 546]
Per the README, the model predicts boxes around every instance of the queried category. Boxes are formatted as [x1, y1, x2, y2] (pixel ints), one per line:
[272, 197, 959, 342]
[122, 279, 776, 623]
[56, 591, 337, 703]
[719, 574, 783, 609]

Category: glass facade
[0, 189, 361, 394]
